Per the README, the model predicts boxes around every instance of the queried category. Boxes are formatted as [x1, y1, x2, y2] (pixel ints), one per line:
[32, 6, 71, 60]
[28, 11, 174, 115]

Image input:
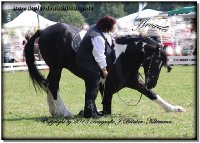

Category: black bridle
[143, 46, 168, 85]
[143, 51, 157, 87]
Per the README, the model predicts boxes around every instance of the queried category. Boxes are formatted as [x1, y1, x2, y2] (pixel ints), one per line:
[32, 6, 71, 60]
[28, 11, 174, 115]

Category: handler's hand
[102, 68, 108, 78]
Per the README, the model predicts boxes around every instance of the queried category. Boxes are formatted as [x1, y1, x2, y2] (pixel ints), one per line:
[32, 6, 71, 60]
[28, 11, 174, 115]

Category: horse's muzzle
[145, 77, 157, 89]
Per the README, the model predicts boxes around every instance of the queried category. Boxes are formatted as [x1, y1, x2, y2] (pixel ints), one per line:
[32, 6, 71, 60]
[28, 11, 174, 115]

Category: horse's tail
[24, 30, 48, 91]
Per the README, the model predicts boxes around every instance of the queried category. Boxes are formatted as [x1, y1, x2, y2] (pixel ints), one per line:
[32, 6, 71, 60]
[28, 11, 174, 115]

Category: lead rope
[102, 50, 156, 106]
[102, 73, 144, 106]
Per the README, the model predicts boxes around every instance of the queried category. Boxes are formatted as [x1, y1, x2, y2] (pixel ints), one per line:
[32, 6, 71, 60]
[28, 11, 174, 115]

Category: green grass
[2, 66, 196, 140]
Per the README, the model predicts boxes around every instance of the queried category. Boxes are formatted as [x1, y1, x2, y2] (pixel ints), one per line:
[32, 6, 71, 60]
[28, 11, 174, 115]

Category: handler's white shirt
[91, 32, 113, 69]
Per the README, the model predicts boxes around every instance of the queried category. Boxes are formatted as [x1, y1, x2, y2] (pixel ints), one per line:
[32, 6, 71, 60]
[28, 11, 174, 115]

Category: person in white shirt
[76, 16, 116, 118]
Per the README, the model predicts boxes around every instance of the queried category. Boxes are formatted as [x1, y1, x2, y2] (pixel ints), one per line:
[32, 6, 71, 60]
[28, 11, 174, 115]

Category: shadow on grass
[3, 113, 139, 123]
[3, 116, 50, 122]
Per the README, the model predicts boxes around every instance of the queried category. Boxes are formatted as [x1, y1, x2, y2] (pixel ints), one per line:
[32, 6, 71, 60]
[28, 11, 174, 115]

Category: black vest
[76, 25, 115, 74]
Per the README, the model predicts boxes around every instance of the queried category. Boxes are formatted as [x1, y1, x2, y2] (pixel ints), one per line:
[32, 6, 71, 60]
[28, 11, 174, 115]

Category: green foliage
[39, 2, 85, 27]
[60, 11, 85, 28]
[2, 66, 196, 139]
[80, 2, 126, 25]
[76, 2, 95, 25]
[7, 30, 17, 38]
[124, 2, 139, 15]
[97, 3, 126, 19]
[2, 9, 22, 25]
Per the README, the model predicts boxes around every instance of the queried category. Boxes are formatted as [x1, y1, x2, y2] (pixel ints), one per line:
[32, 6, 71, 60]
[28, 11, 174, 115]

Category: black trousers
[76, 54, 101, 111]
[80, 68, 100, 107]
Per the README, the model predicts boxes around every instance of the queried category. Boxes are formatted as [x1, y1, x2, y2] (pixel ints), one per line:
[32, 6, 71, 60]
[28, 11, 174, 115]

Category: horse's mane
[115, 35, 160, 45]
[115, 35, 141, 45]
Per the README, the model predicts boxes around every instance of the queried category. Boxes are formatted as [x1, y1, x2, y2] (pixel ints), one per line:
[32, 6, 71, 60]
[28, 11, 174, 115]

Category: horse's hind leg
[47, 68, 73, 118]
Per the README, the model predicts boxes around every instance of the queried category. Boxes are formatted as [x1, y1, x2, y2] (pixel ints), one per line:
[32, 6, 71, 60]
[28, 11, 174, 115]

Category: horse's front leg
[129, 80, 186, 112]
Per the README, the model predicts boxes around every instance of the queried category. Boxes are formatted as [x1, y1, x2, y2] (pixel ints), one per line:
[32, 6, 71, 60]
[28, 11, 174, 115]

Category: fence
[2, 56, 197, 72]
[167, 56, 196, 65]
[2, 61, 48, 73]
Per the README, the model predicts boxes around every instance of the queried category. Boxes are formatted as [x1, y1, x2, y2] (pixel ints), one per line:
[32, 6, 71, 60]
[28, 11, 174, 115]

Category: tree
[2, 10, 22, 25]
[124, 2, 139, 15]
[96, 3, 126, 21]
[79, 2, 126, 25]
[145, 2, 162, 11]
[40, 2, 85, 27]
[60, 11, 85, 28]
[76, 2, 96, 25]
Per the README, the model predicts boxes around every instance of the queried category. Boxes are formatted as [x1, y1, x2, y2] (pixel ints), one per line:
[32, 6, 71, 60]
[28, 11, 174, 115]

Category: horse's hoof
[78, 109, 104, 118]
[63, 111, 74, 119]
[173, 106, 186, 112]
[83, 111, 102, 118]
[64, 114, 74, 119]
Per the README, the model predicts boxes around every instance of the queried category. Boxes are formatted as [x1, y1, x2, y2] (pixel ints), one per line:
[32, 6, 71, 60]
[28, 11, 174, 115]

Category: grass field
[2, 66, 196, 140]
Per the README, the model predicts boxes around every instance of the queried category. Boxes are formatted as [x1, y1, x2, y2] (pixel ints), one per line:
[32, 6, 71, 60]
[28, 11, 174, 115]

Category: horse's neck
[113, 49, 143, 78]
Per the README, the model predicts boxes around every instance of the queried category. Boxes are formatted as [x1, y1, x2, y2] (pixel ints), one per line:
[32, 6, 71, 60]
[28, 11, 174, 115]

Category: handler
[76, 16, 116, 118]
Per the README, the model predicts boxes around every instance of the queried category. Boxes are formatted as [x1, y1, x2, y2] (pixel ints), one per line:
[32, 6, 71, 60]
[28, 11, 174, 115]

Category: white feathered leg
[155, 95, 186, 112]
[47, 88, 73, 118]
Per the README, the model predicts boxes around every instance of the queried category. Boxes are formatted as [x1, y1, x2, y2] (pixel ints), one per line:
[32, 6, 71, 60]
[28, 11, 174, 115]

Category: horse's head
[142, 43, 168, 89]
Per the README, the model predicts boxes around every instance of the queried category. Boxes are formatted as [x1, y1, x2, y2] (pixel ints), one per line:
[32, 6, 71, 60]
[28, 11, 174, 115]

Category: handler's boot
[78, 109, 103, 117]
[83, 100, 101, 118]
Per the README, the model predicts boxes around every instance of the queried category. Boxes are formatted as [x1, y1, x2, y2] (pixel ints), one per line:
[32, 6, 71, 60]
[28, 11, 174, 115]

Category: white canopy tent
[117, 9, 162, 24]
[4, 10, 56, 32]
[116, 9, 166, 35]
[3, 10, 57, 62]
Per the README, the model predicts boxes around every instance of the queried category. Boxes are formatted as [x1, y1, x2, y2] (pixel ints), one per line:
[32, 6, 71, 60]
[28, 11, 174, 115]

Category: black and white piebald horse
[24, 23, 185, 118]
